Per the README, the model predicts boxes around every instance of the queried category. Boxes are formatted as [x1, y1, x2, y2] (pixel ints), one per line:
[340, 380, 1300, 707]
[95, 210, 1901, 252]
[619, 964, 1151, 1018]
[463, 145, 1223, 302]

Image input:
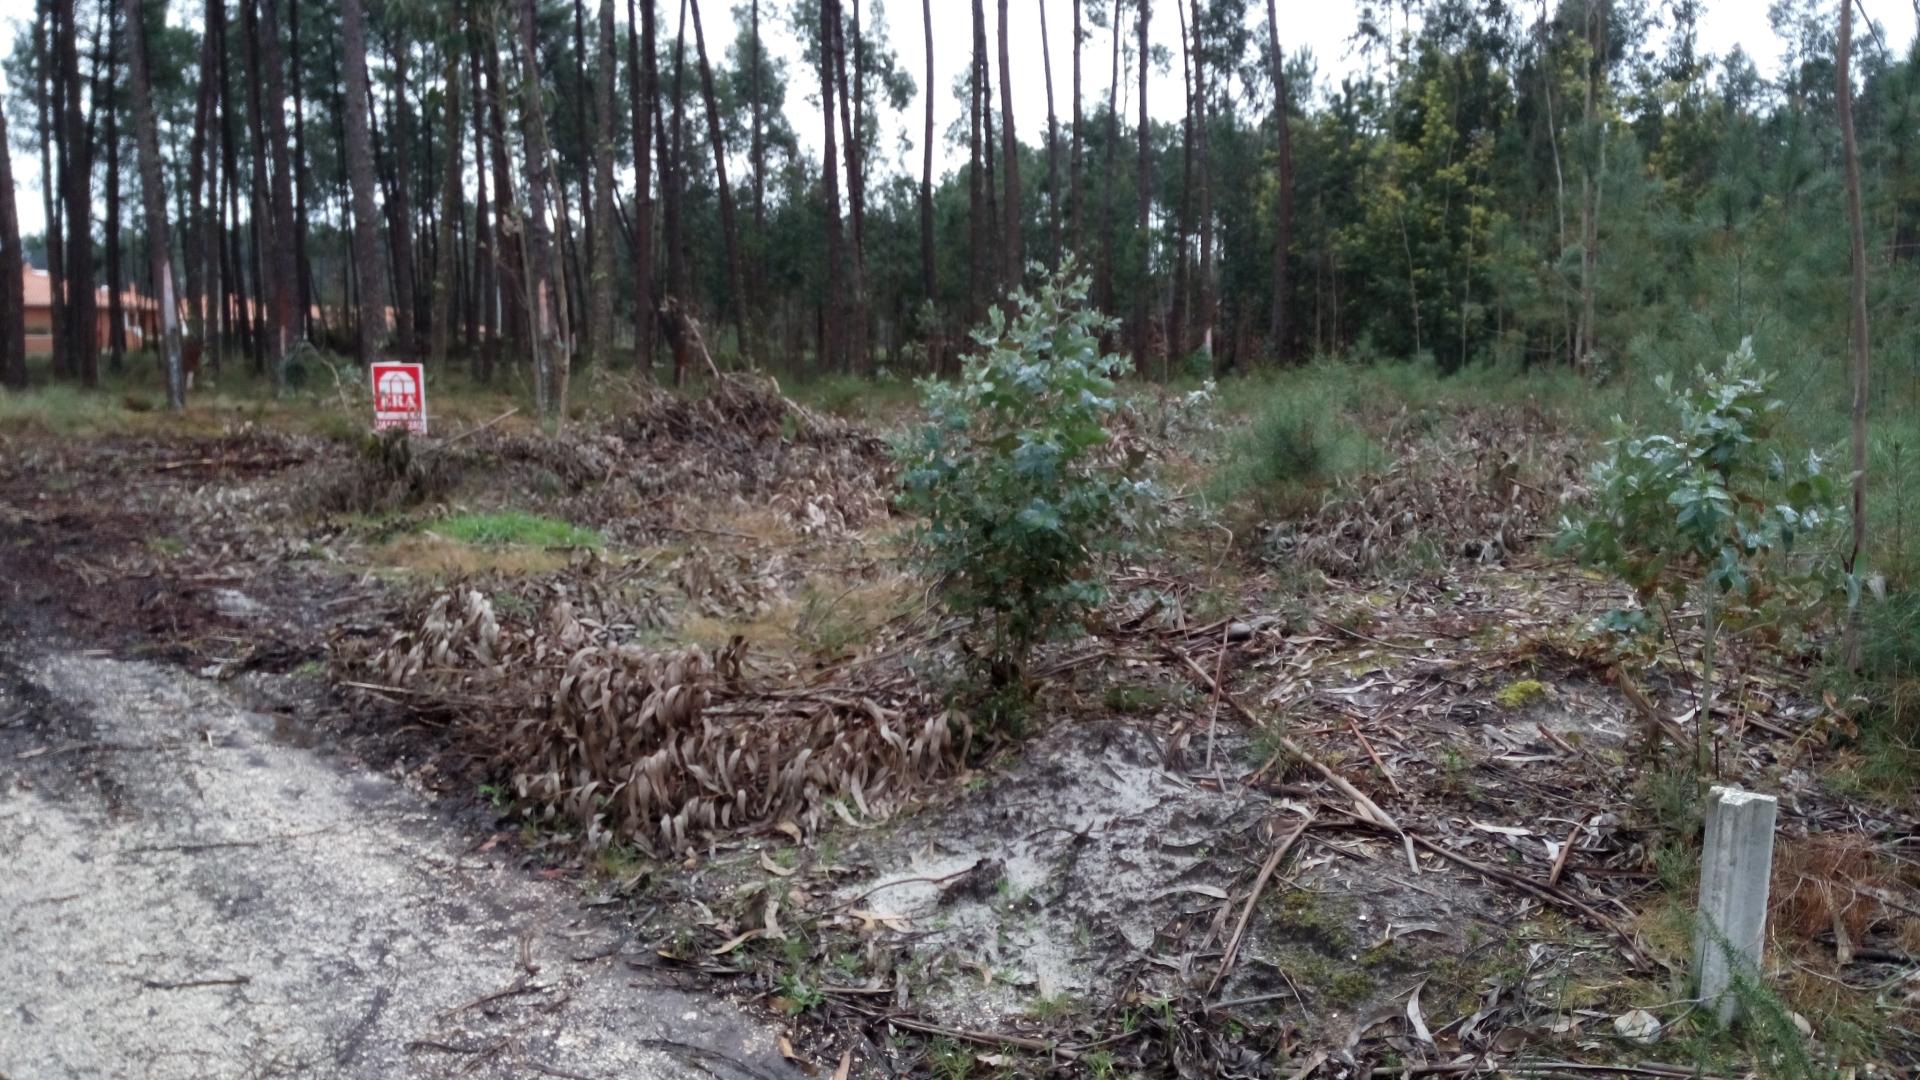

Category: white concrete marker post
[1694, 785, 1778, 1025]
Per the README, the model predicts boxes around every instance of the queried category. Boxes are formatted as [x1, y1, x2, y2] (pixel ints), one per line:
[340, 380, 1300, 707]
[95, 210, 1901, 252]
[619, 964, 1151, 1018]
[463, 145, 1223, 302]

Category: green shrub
[894, 261, 1154, 688]
[1561, 339, 1841, 629]
[1559, 340, 1842, 768]
[1210, 375, 1373, 517]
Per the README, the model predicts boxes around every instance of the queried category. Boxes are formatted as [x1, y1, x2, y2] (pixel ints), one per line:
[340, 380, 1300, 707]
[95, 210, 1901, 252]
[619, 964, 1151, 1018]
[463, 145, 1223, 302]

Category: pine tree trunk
[483, 37, 529, 372]
[340, 0, 389, 360]
[919, 0, 935, 305]
[819, 0, 846, 372]
[1070, 0, 1083, 256]
[260, 0, 301, 382]
[1265, 0, 1292, 359]
[1099, 0, 1119, 316]
[1040, 0, 1060, 269]
[104, 4, 126, 373]
[572, 0, 594, 360]
[518, 0, 569, 419]
[430, 46, 464, 369]
[995, 0, 1020, 287]
[242, 0, 271, 372]
[968, 0, 986, 320]
[1135, 0, 1152, 378]
[290, 0, 313, 343]
[750, 0, 765, 234]
[483, 36, 529, 378]
[663, 0, 686, 373]
[186, 0, 218, 353]
[36, 6, 67, 383]
[1838, 0, 1871, 667]
[587, 0, 616, 369]
[57, 0, 98, 387]
[626, 0, 656, 377]
[467, 27, 492, 369]
[1170, 0, 1192, 362]
[124, 0, 185, 409]
[387, 38, 420, 355]
[831, 1, 867, 371]
[0, 83, 23, 389]
[689, 0, 748, 351]
[1191, 0, 1213, 363]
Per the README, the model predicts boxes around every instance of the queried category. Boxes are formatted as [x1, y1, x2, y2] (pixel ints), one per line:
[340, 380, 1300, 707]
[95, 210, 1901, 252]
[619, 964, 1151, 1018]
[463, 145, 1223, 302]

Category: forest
[1, 0, 1919, 1078]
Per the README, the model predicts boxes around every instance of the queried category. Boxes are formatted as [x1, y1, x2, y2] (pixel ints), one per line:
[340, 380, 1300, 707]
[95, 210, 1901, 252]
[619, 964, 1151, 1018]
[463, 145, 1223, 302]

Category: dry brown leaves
[615, 374, 894, 537]
[1274, 407, 1584, 578]
[334, 576, 965, 855]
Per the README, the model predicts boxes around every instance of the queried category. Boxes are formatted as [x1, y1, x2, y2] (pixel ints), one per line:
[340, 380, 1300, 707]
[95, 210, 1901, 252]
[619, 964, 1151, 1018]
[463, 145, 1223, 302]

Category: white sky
[2, 0, 1917, 239]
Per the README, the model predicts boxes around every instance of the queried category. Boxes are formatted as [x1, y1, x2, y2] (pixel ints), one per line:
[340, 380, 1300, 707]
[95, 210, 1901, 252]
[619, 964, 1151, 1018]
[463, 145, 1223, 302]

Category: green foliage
[1210, 374, 1375, 518]
[894, 261, 1155, 686]
[433, 511, 602, 549]
[1559, 340, 1841, 640]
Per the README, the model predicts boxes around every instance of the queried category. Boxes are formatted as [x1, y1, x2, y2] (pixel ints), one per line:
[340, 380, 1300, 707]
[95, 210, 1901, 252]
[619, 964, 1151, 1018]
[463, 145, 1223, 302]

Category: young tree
[341, 0, 389, 360]
[123, 0, 184, 408]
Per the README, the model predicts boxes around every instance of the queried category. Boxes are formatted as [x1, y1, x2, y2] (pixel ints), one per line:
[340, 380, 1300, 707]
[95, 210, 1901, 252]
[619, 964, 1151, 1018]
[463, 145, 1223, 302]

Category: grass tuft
[432, 511, 601, 548]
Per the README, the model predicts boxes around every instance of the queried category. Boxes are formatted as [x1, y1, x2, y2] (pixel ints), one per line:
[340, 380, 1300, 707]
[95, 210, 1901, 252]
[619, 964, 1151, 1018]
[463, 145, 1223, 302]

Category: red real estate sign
[371, 362, 428, 435]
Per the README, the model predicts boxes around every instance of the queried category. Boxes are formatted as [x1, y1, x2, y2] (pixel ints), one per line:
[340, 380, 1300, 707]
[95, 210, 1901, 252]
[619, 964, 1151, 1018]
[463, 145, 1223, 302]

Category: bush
[1559, 339, 1842, 768]
[1209, 374, 1373, 518]
[1560, 338, 1841, 635]
[894, 261, 1154, 688]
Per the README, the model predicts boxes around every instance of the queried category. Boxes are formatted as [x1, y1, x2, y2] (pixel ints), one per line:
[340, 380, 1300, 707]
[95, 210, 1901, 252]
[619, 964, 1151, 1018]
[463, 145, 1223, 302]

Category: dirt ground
[2, 386, 1915, 1078]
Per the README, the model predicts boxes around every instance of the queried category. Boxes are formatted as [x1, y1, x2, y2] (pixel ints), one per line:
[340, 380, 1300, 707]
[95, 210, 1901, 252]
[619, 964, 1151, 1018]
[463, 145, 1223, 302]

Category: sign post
[370, 362, 428, 435]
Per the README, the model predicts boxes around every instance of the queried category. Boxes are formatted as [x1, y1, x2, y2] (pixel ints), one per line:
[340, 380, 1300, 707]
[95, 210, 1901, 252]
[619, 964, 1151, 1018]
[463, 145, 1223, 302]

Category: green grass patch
[432, 511, 601, 548]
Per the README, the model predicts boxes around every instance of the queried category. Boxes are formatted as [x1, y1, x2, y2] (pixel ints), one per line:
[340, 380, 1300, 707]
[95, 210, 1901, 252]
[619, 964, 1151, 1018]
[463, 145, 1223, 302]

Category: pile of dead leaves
[333, 576, 966, 854]
[1270, 407, 1584, 578]
[613, 373, 895, 537]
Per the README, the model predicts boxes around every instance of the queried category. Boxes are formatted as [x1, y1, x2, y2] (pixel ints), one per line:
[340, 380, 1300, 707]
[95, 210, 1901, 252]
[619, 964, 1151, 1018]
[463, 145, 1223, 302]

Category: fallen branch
[1207, 812, 1314, 998]
[1166, 645, 1416, 872]
[1407, 833, 1649, 970]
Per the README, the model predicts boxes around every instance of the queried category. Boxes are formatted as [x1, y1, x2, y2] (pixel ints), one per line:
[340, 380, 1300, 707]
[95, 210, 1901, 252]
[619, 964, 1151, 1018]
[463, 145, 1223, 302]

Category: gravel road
[0, 649, 799, 1080]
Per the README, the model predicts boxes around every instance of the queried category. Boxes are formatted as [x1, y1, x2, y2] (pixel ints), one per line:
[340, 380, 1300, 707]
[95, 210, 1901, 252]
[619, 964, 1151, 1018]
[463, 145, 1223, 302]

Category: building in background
[22, 266, 161, 356]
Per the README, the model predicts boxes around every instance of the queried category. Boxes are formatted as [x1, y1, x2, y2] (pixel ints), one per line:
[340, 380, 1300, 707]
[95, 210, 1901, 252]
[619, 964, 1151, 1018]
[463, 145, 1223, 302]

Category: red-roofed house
[23, 265, 162, 356]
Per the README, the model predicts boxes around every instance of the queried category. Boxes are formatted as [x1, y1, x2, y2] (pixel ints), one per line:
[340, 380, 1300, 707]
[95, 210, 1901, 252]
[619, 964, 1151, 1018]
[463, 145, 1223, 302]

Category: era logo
[371, 362, 428, 434]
